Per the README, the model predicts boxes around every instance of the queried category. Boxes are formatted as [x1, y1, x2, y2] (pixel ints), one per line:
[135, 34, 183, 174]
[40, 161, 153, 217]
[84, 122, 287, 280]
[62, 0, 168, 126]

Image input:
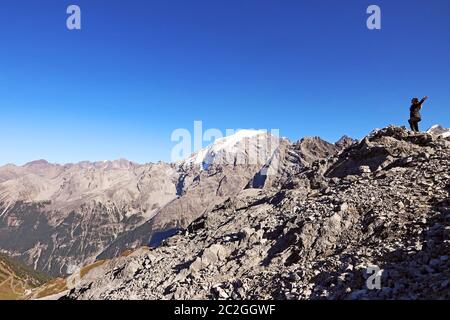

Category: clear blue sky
[1, 0, 449, 165]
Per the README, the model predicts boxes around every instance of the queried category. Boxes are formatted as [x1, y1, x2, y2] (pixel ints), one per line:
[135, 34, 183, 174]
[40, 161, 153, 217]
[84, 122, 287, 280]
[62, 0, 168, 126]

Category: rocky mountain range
[0, 129, 350, 276]
[1, 124, 449, 300]
[0, 159, 180, 275]
[53, 125, 449, 300]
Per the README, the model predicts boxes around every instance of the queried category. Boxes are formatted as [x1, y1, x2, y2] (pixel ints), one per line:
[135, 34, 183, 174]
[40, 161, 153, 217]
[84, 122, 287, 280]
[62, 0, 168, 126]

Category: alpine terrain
[24, 125, 450, 300]
[1, 130, 304, 276]
[0, 253, 49, 300]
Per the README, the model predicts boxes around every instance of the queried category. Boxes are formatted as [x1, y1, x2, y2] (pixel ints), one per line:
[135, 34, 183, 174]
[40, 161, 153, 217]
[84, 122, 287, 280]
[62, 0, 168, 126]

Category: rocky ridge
[61, 126, 450, 300]
[1, 130, 343, 276]
[0, 160, 179, 275]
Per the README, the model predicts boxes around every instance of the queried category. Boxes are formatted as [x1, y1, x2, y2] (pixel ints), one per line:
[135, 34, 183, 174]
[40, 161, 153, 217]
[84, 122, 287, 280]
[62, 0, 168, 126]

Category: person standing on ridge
[408, 96, 428, 132]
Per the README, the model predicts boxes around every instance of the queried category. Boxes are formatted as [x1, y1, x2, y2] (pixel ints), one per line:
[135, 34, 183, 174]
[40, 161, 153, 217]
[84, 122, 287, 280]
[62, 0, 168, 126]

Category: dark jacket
[410, 98, 425, 120]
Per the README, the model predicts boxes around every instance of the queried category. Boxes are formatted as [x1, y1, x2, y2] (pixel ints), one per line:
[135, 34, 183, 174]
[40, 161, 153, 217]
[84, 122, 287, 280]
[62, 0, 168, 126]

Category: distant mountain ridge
[0, 130, 348, 276]
[0, 158, 179, 275]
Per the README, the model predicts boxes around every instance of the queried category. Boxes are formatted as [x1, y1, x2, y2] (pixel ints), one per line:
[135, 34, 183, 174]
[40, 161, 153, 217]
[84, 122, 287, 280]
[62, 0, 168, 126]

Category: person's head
[411, 97, 419, 104]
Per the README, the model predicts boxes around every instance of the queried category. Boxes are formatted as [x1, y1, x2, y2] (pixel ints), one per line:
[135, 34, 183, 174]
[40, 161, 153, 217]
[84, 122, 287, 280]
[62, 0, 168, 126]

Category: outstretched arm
[419, 96, 428, 106]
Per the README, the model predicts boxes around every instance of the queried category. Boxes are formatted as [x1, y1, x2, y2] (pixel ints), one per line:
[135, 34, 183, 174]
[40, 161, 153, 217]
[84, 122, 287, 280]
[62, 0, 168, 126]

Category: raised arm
[419, 96, 428, 106]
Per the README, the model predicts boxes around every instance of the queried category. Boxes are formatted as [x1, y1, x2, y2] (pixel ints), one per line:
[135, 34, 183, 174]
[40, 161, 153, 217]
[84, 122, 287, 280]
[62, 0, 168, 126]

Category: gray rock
[48, 126, 450, 301]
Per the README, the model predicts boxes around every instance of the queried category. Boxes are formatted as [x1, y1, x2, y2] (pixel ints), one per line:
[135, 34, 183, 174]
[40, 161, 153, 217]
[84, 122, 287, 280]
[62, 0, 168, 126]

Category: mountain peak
[94, 158, 138, 169]
[182, 130, 275, 169]
[427, 124, 450, 138]
[23, 159, 51, 167]
[335, 135, 357, 149]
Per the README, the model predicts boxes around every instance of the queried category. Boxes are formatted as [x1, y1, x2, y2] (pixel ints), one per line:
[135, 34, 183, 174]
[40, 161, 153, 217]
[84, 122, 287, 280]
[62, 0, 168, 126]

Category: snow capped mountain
[427, 125, 450, 138]
[182, 130, 281, 170]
